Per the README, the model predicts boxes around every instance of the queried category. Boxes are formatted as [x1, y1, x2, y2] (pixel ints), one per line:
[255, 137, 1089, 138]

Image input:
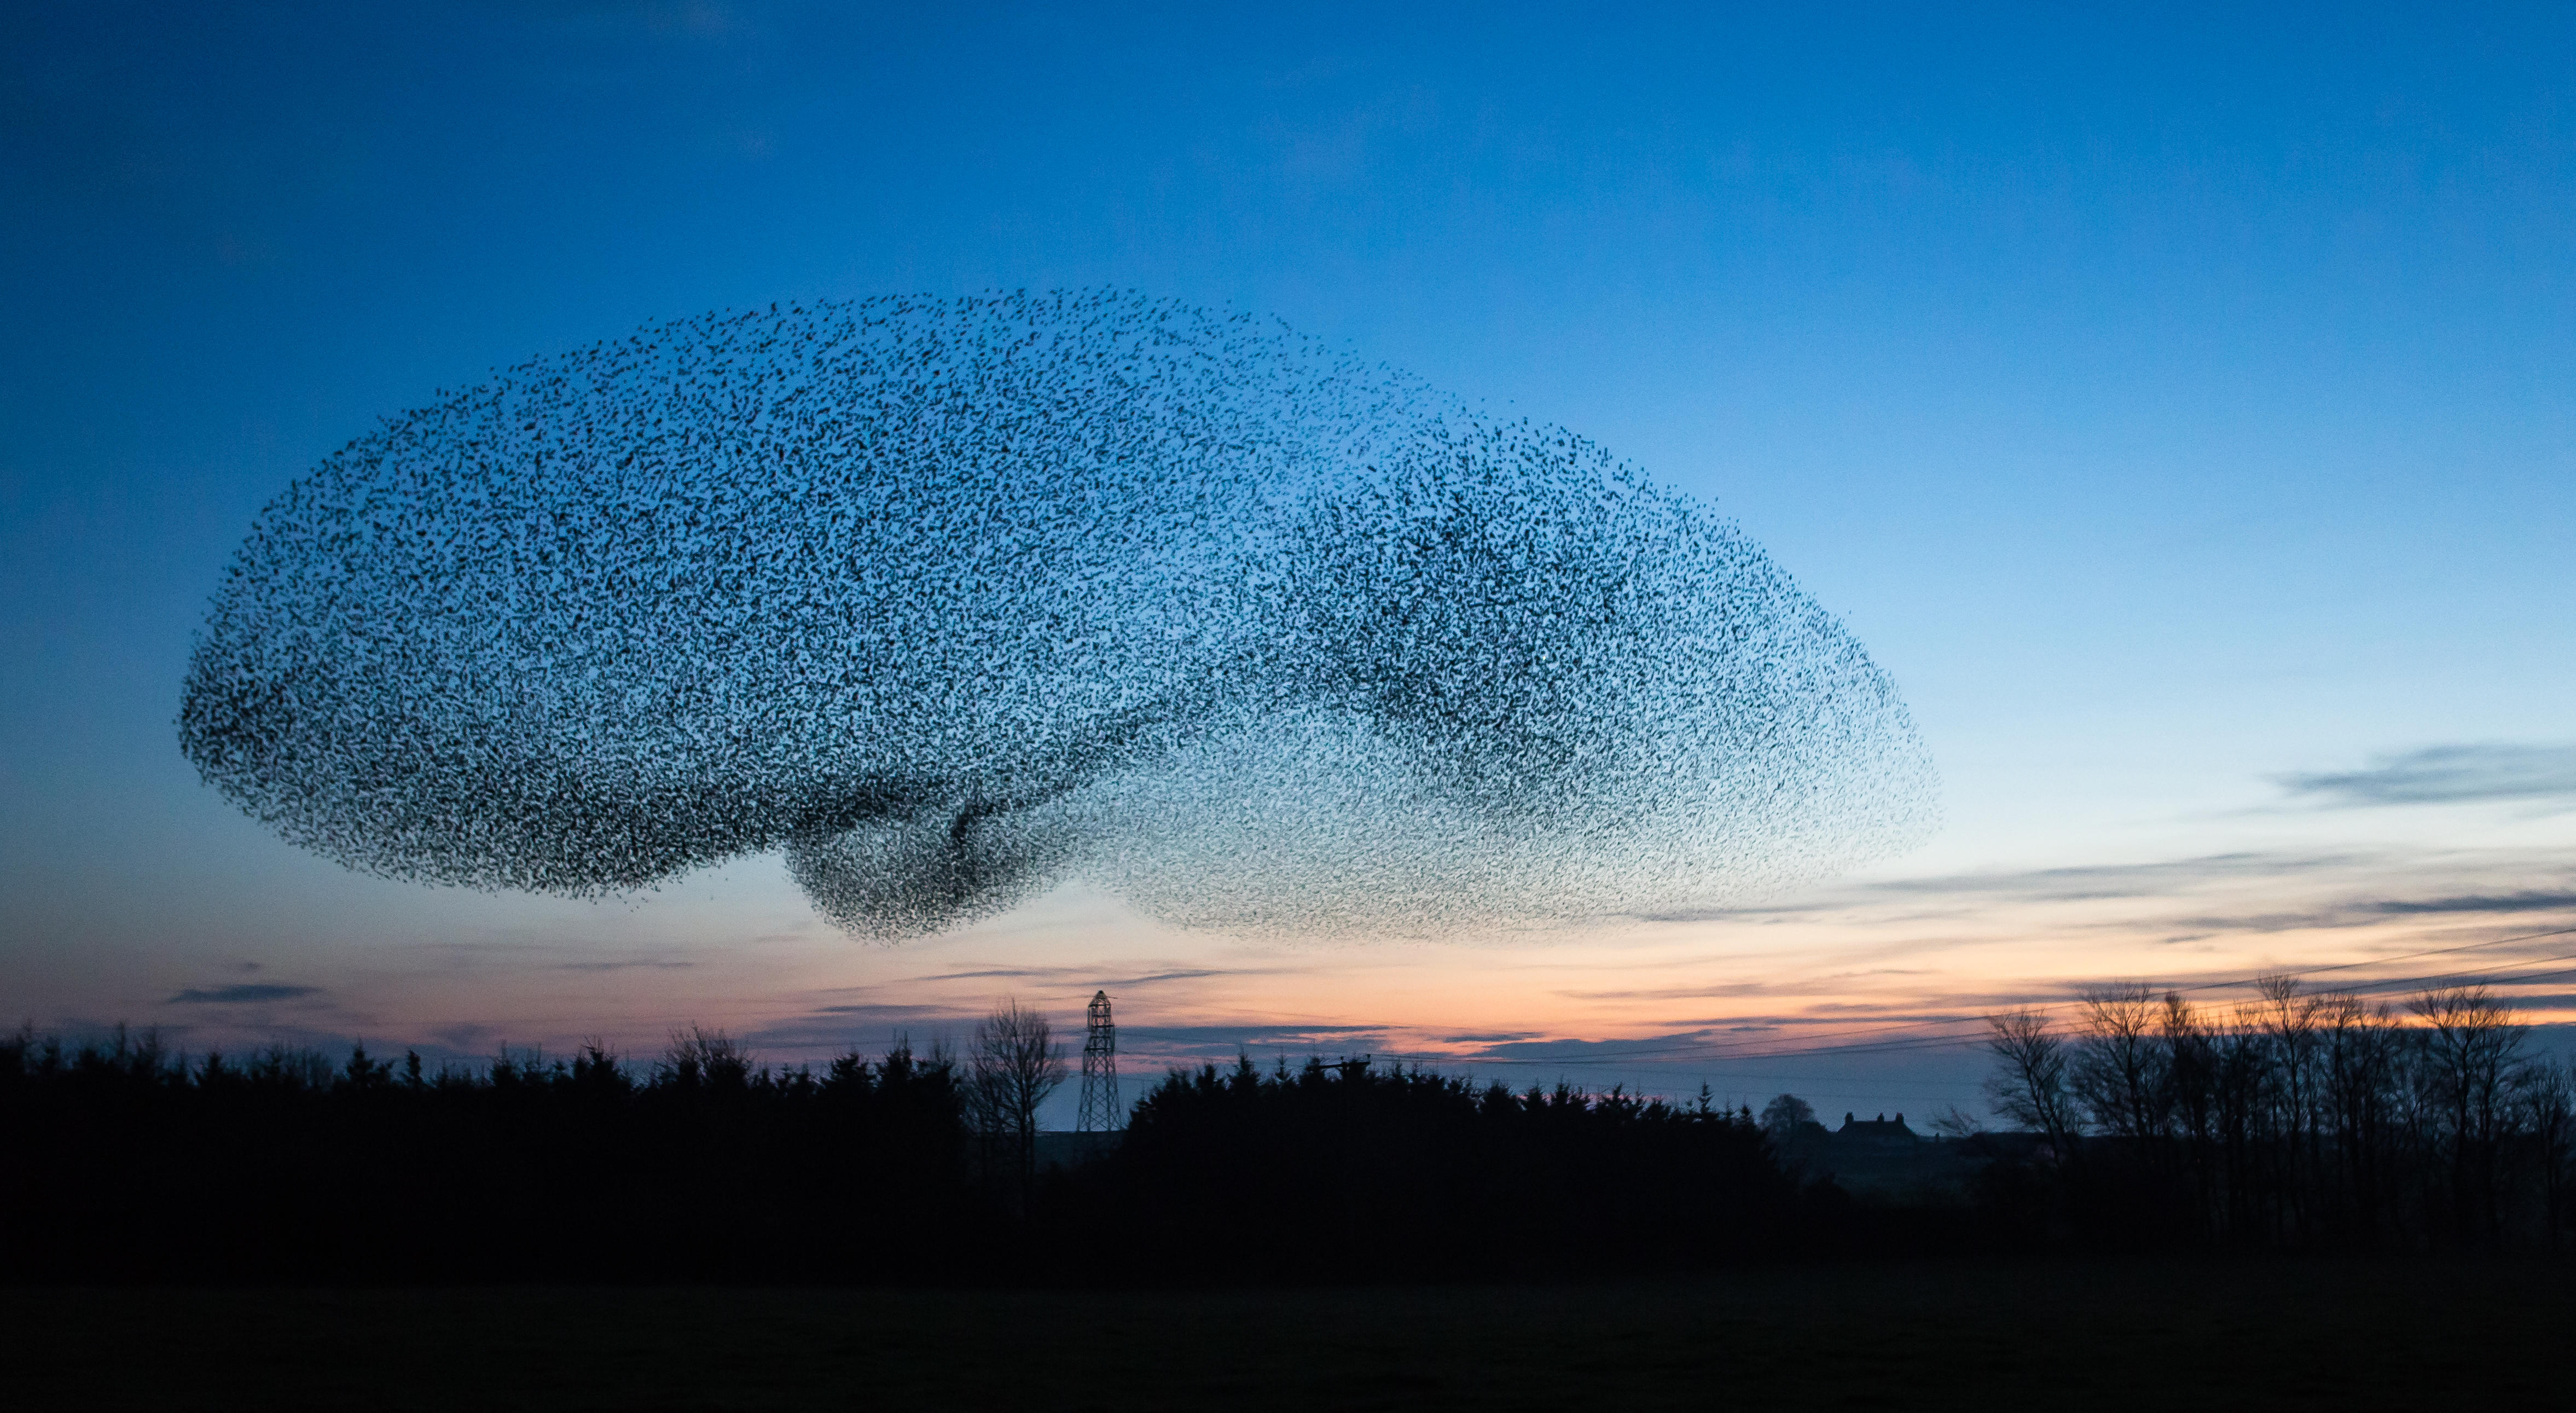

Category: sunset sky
[5, 2, 2572, 1124]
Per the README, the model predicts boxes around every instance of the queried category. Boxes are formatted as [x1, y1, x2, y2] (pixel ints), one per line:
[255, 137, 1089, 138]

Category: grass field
[5, 1259, 2570, 1410]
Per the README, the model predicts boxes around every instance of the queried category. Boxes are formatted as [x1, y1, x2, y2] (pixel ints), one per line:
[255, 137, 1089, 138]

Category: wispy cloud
[1469, 1032, 1726, 1062]
[1637, 852, 2363, 922]
[740, 1006, 974, 1053]
[1120, 1024, 1385, 1047]
[1558, 981, 1780, 1002]
[432, 1023, 500, 1052]
[908, 964, 1289, 988]
[1103, 968, 1260, 988]
[1869, 853, 2360, 905]
[166, 982, 321, 1005]
[2278, 744, 2576, 809]
[2362, 891, 2576, 916]
[2155, 886, 2576, 937]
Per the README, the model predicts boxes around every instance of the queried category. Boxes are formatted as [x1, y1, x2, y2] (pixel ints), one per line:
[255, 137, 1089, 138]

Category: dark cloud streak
[2279, 744, 2576, 809]
[166, 983, 322, 1004]
[2362, 891, 2576, 916]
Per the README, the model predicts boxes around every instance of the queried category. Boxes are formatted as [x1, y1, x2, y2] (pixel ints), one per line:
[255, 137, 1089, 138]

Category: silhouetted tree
[1760, 1092, 1817, 1137]
[1963, 980, 2572, 1253]
[1983, 1008, 2081, 1165]
[2072, 984, 2166, 1143]
[661, 1024, 754, 1089]
[969, 1000, 1066, 1200]
[2410, 985, 2526, 1243]
[1083, 1055, 1794, 1278]
[2520, 1060, 2574, 1249]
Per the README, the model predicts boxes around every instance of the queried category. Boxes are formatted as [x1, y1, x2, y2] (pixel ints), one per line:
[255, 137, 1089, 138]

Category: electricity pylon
[1076, 990, 1120, 1132]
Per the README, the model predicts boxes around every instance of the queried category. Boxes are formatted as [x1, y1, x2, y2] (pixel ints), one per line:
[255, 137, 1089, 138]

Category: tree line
[0, 1022, 977, 1281]
[0, 1006, 1800, 1283]
[1970, 979, 2574, 1251]
[9, 981, 2570, 1283]
[1069, 1054, 1799, 1278]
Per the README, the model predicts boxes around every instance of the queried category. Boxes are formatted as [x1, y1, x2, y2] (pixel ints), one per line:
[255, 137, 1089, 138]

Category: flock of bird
[178, 291, 1936, 939]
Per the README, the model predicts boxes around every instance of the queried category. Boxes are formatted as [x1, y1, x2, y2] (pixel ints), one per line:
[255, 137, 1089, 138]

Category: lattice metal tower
[1076, 990, 1121, 1132]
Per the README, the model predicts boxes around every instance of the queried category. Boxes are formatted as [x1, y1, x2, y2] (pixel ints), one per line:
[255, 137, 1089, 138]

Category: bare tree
[2411, 985, 2527, 1242]
[2318, 991, 2400, 1238]
[663, 1024, 754, 1088]
[2160, 991, 2220, 1193]
[1970, 977, 2566, 1251]
[2519, 1060, 2574, 1249]
[970, 999, 1068, 1195]
[2073, 982, 2167, 1144]
[2211, 1000, 2277, 1236]
[1984, 1008, 2082, 1162]
[2255, 973, 2333, 1225]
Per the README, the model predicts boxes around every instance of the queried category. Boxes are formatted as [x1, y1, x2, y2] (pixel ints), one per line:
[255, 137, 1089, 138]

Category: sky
[5, 1, 2573, 1124]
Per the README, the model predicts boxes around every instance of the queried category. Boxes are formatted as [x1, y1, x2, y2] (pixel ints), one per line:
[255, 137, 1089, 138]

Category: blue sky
[5, 2, 2572, 1117]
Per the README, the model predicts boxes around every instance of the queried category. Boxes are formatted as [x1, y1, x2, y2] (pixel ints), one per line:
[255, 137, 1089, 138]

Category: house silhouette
[1836, 1111, 1919, 1144]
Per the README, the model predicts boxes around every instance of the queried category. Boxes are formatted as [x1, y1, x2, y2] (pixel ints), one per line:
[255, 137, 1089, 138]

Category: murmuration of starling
[179, 292, 1937, 939]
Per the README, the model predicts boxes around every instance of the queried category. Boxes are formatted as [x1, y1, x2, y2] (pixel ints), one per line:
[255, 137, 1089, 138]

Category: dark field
[6, 1260, 2569, 1411]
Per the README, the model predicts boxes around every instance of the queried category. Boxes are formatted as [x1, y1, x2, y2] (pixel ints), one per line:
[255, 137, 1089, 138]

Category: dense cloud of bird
[178, 292, 1937, 939]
